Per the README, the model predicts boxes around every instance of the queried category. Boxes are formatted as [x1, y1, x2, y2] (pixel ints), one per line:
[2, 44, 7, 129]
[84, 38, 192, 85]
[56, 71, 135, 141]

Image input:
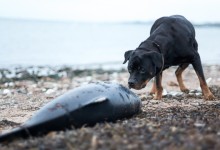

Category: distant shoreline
[0, 62, 220, 71]
[0, 64, 219, 84]
[1, 17, 220, 28]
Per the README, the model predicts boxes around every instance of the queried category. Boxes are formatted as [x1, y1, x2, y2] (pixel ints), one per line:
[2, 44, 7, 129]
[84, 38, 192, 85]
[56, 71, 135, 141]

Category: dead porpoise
[0, 82, 141, 143]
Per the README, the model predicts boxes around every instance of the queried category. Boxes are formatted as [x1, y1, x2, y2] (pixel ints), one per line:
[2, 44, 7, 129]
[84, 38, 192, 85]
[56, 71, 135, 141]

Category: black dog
[123, 15, 214, 100]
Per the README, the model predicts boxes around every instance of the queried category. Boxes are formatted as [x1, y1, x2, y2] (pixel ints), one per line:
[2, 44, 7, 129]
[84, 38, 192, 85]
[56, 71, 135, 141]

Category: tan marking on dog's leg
[197, 75, 215, 100]
[149, 79, 156, 95]
[175, 64, 189, 93]
[192, 54, 215, 100]
[153, 73, 163, 100]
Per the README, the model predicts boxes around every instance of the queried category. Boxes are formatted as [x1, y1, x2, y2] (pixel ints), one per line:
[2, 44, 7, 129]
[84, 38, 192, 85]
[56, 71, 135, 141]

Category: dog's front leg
[192, 54, 215, 100]
[149, 78, 156, 95]
[153, 73, 163, 100]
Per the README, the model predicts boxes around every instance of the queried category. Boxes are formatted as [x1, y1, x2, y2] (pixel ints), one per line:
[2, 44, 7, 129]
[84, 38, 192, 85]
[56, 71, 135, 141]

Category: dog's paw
[180, 88, 190, 94]
[153, 88, 163, 100]
[153, 95, 162, 100]
[204, 93, 215, 100]
[149, 91, 155, 95]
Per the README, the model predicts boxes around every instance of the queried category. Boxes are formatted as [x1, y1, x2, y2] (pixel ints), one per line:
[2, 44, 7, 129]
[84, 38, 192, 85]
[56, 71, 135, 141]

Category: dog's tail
[193, 39, 198, 51]
[190, 37, 198, 51]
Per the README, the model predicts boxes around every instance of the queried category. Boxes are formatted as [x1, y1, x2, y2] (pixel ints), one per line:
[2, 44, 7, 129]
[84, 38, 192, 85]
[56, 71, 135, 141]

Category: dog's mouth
[129, 80, 148, 90]
[141, 84, 146, 88]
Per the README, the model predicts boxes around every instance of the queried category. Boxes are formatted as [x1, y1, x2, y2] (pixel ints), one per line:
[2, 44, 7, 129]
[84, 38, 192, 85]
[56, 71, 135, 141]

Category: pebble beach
[0, 65, 220, 149]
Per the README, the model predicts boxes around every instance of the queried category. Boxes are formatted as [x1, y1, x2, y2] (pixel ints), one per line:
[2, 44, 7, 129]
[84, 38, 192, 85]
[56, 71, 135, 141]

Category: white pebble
[3, 89, 11, 95]
[86, 76, 92, 81]
[206, 77, 212, 84]
[46, 89, 55, 95]
[195, 93, 202, 96]
[8, 82, 14, 87]
[162, 89, 168, 96]
[194, 122, 205, 127]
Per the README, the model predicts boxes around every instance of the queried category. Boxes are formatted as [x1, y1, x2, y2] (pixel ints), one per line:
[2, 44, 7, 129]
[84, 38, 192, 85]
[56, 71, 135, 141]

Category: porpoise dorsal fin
[93, 97, 108, 103]
[83, 97, 108, 106]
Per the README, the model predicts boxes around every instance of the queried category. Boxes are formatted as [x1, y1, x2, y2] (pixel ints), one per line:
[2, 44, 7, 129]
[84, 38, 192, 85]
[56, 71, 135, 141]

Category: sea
[0, 19, 220, 69]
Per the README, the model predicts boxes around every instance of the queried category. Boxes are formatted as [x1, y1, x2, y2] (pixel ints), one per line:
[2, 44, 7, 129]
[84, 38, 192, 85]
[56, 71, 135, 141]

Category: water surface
[0, 19, 219, 68]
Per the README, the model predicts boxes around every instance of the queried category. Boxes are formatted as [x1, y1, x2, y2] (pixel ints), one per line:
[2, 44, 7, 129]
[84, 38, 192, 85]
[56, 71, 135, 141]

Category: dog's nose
[128, 81, 135, 88]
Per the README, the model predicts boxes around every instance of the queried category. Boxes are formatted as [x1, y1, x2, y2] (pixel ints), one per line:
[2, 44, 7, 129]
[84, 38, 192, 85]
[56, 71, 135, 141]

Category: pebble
[194, 122, 205, 127]
[170, 126, 177, 132]
[162, 89, 168, 96]
[17, 88, 28, 94]
[147, 89, 204, 99]
[46, 89, 56, 95]
[111, 72, 118, 78]
[188, 93, 195, 96]
[3, 89, 11, 95]
[189, 89, 198, 93]
[4, 82, 15, 87]
[206, 77, 212, 84]
[195, 93, 202, 96]
[86, 76, 92, 81]
[164, 91, 184, 99]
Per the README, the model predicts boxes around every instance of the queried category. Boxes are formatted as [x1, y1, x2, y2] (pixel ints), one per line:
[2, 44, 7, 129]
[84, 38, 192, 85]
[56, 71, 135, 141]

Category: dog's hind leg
[175, 63, 190, 93]
[192, 54, 215, 100]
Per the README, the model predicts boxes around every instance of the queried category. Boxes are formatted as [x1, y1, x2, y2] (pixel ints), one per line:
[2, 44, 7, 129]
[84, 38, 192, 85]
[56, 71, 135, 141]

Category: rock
[4, 82, 15, 87]
[188, 93, 195, 97]
[165, 94, 173, 98]
[189, 89, 198, 93]
[85, 76, 92, 81]
[169, 91, 184, 97]
[195, 93, 202, 96]
[209, 85, 220, 98]
[45, 89, 56, 95]
[194, 122, 205, 127]
[162, 89, 168, 96]
[206, 77, 212, 84]
[3, 89, 11, 95]
[16, 88, 28, 94]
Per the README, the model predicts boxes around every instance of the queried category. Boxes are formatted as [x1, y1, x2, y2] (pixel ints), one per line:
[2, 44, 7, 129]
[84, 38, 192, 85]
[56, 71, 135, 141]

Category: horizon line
[1, 17, 220, 27]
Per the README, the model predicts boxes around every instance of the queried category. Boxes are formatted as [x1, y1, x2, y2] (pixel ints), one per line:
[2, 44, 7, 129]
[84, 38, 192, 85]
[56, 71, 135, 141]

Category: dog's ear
[123, 50, 133, 64]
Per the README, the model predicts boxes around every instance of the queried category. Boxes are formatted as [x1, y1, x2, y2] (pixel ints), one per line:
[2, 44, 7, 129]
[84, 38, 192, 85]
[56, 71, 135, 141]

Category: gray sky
[0, 0, 220, 23]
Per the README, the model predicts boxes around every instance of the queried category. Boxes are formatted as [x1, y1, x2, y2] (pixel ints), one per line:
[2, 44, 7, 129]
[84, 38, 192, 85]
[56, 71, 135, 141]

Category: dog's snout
[128, 79, 136, 88]
[128, 81, 135, 87]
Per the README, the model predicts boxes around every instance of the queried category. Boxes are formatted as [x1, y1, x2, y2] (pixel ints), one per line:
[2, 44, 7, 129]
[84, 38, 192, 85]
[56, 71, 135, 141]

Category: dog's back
[148, 15, 198, 66]
[150, 15, 195, 37]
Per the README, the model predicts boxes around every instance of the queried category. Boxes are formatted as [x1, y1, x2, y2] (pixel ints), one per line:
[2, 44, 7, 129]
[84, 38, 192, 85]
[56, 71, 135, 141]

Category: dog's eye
[140, 68, 145, 74]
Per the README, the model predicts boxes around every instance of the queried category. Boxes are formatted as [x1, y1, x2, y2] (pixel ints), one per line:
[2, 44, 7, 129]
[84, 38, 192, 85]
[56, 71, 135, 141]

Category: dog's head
[123, 50, 163, 90]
